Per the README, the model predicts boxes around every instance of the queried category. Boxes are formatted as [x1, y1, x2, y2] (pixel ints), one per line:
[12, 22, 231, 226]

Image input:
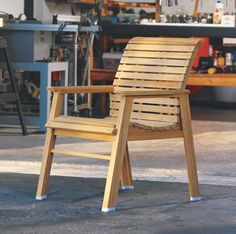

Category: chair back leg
[120, 142, 134, 190]
[180, 94, 200, 200]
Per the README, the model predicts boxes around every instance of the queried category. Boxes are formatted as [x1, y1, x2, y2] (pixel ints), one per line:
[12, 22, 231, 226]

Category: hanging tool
[193, 0, 199, 17]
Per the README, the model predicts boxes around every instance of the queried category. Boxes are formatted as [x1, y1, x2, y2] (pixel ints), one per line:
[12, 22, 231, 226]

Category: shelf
[66, 0, 95, 5]
[188, 74, 236, 86]
[101, 23, 236, 38]
[107, 2, 157, 8]
[46, 0, 95, 4]
[89, 69, 236, 87]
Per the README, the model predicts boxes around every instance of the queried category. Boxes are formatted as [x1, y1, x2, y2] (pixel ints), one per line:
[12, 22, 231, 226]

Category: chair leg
[36, 128, 56, 200]
[102, 96, 133, 212]
[180, 94, 201, 201]
[102, 137, 127, 212]
[120, 142, 134, 190]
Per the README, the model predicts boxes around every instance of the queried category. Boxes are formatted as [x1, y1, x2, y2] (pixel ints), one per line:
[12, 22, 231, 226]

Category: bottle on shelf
[225, 52, 232, 66]
[207, 13, 213, 24]
[232, 51, 236, 66]
[217, 50, 225, 67]
[213, 0, 223, 24]
[213, 48, 219, 66]
[209, 45, 213, 57]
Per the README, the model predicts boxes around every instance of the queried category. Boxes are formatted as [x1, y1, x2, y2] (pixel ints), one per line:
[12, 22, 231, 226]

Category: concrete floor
[0, 105, 236, 233]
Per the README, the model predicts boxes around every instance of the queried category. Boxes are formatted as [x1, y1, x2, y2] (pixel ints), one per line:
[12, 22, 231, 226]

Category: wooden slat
[114, 88, 189, 96]
[110, 110, 179, 123]
[123, 51, 192, 59]
[126, 44, 194, 52]
[121, 57, 189, 67]
[48, 85, 114, 93]
[130, 112, 179, 123]
[53, 116, 116, 127]
[134, 97, 179, 105]
[114, 78, 182, 89]
[51, 149, 110, 160]
[55, 129, 114, 141]
[110, 93, 180, 105]
[127, 128, 183, 141]
[115, 72, 185, 82]
[129, 37, 201, 45]
[110, 102, 180, 114]
[130, 119, 179, 130]
[118, 64, 187, 74]
[46, 121, 117, 134]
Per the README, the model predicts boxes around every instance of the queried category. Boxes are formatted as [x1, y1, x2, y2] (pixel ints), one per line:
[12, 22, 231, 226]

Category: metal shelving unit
[104, 0, 159, 21]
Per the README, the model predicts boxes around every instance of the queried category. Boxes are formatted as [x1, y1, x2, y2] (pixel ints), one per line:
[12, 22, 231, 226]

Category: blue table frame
[0, 61, 68, 132]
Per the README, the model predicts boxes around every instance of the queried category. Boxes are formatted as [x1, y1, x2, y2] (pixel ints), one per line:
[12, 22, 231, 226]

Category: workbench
[101, 23, 236, 87]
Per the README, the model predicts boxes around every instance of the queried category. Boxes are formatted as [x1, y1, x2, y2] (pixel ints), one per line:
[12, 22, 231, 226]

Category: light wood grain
[129, 37, 202, 45]
[110, 102, 180, 114]
[52, 149, 110, 160]
[118, 64, 187, 74]
[120, 57, 189, 66]
[48, 85, 114, 93]
[46, 121, 117, 135]
[179, 94, 200, 197]
[36, 37, 202, 211]
[123, 51, 192, 59]
[116, 71, 185, 82]
[55, 129, 114, 141]
[102, 96, 133, 210]
[114, 78, 182, 89]
[121, 143, 133, 187]
[126, 44, 194, 52]
[36, 92, 63, 198]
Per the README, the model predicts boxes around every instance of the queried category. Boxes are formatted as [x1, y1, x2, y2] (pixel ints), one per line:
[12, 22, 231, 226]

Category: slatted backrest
[110, 37, 202, 125]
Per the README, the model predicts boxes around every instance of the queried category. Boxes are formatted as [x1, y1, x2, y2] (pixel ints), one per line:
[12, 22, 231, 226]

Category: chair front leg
[102, 96, 133, 212]
[36, 91, 63, 200]
[36, 128, 56, 200]
[120, 142, 134, 190]
[180, 94, 201, 201]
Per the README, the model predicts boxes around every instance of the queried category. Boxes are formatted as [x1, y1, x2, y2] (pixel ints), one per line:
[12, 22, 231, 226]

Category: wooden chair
[36, 37, 203, 212]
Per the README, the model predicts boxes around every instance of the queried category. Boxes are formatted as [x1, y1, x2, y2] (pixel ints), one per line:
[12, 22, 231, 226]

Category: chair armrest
[48, 85, 114, 94]
[115, 89, 190, 98]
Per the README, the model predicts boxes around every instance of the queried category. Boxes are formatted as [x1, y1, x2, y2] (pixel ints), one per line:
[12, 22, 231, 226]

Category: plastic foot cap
[190, 196, 202, 202]
[101, 207, 116, 213]
[120, 185, 135, 190]
[36, 195, 47, 200]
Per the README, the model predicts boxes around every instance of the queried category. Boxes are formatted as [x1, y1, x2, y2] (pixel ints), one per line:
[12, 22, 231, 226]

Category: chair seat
[46, 115, 179, 134]
[129, 119, 180, 131]
[46, 116, 117, 135]
[106, 116, 179, 131]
